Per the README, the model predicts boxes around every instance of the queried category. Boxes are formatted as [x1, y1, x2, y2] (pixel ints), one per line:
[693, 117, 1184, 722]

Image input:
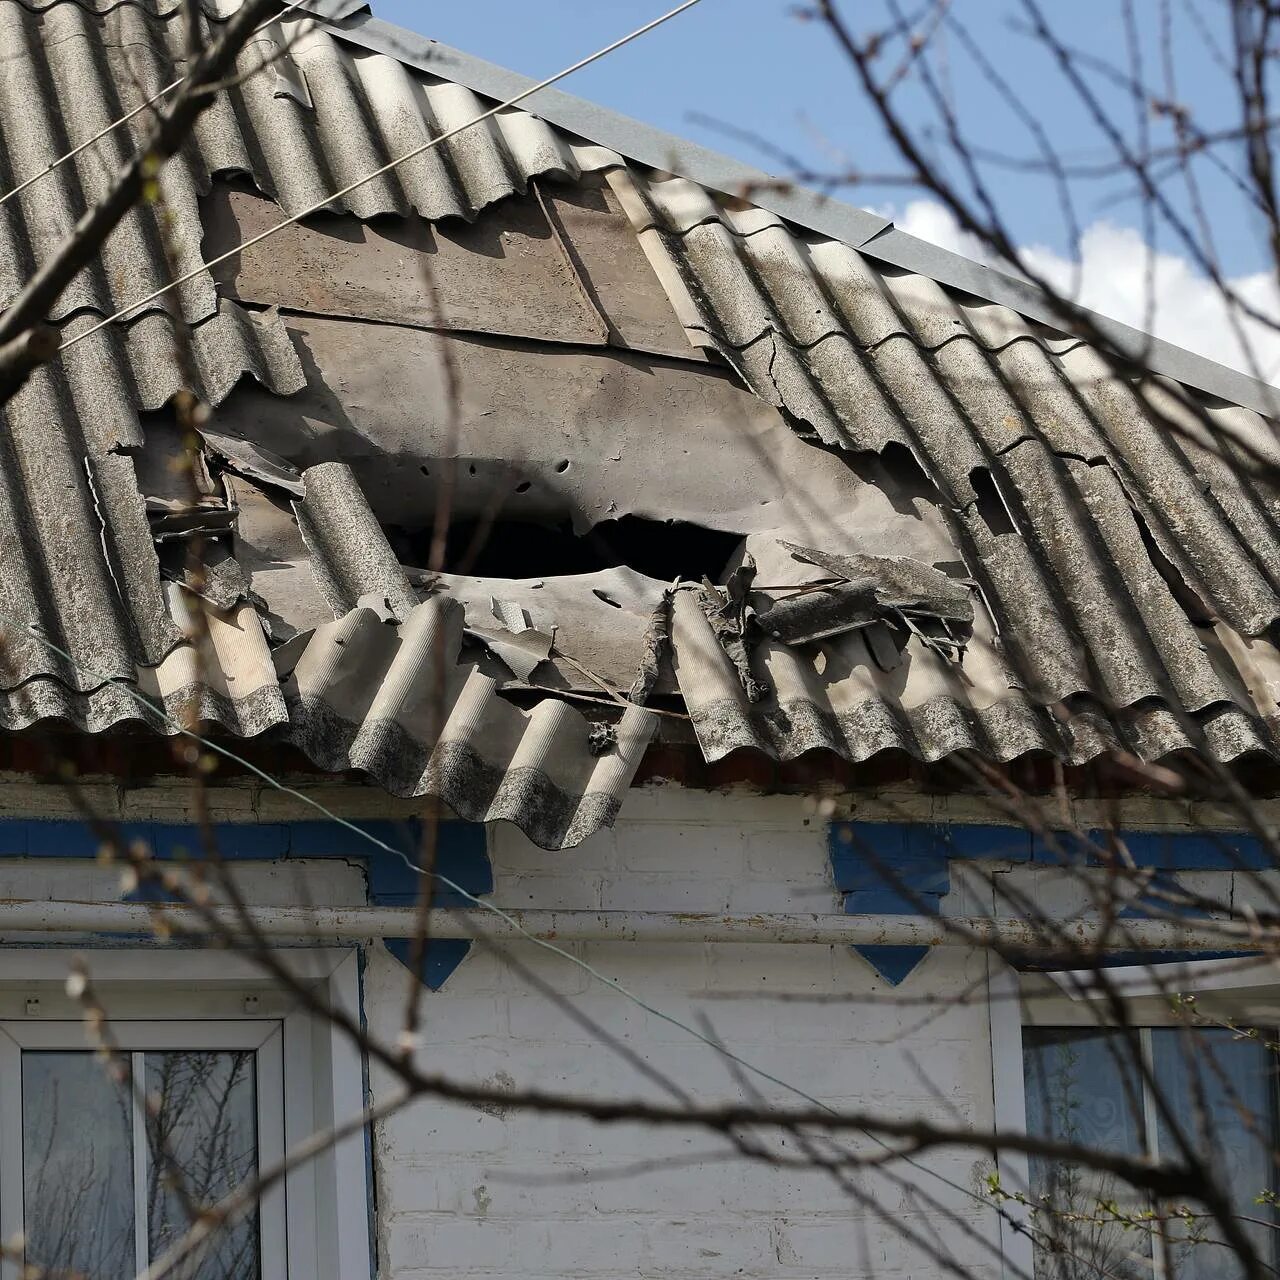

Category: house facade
[0, 1, 1279, 1277]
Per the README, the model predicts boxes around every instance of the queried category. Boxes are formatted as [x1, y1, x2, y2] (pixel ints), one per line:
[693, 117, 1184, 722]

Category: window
[0, 950, 368, 1280]
[0, 1022, 284, 1279]
[1023, 1026, 1278, 1280]
[991, 960, 1280, 1280]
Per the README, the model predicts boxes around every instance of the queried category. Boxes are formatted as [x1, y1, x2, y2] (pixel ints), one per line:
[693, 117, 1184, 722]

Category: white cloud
[889, 200, 1280, 384]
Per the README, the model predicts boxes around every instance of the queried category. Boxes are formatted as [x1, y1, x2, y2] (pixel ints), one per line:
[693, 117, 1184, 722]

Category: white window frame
[0, 948, 369, 1280]
[989, 955, 1280, 1280]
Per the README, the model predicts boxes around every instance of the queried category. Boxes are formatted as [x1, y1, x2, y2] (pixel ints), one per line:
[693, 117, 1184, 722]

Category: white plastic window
[0, 950, 368, 1280]
[991, 959, 1280, 1280]
[0, 1021, 286, 1280]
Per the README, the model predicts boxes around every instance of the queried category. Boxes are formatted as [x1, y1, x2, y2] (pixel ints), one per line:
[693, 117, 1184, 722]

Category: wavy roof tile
[3, 0, 1280, 846]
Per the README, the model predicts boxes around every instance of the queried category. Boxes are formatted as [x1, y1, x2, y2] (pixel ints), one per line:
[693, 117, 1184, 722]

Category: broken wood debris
[693, 555, 768, 704]
[755, 542, 974, 661]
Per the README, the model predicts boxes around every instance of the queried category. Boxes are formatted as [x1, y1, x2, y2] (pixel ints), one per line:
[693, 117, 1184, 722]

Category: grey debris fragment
[158, 540, 252, 612]
[755, 580, 877, 646]
[490, 597, 532, 633]
[147, 498, 238, 542]
[627, 591, 673, 705]
[468, 596, 556, 681]
[199, 428, 304, 497]
[696, 555, 767, 703]
[587, 721, 617, 756]
[270, 628, 315, 679]
[467, 624, 556, 682]
[757, 542, 974, 656]
[779, 542, 973, 621]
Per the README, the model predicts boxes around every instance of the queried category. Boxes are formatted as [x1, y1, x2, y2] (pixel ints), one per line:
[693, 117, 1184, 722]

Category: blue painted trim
[829, 821, 1259, 985]
[6, 817, 492, 990]
[372, 827, 493, 991]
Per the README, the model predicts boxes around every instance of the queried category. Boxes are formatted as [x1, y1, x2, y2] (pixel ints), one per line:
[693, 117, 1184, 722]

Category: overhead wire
[1, 0, 1032, 1233]
[0, 599, 1041, 1248]
[56, 0, 703, 354]
[0, 600, 845, 1113]
[0, 0, 311, 213]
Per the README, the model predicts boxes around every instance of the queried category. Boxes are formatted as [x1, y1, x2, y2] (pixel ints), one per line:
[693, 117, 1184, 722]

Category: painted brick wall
[0, 774, 1253, 1277]
[362, 788, 1003, 1280]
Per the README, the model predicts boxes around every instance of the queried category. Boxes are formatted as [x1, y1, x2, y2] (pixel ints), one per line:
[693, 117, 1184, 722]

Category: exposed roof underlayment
[4, 0, 1280, 846]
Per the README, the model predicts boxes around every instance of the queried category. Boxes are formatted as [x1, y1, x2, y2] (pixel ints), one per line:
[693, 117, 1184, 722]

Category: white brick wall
[0, 775, 1253, 1277]
[363, 786, 1003, 1279]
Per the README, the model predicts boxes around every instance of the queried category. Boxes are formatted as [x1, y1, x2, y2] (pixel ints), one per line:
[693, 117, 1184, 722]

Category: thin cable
[3, 602, 837, 1115]
[58, 0, 702, 354]
[0, 0, 310, 213]
[1, 601, 1038, 1239]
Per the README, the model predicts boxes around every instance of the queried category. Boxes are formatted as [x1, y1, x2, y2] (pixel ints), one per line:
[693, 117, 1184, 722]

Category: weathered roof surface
[630, 176, 1280, 765]
[4, 0, 1280, 847]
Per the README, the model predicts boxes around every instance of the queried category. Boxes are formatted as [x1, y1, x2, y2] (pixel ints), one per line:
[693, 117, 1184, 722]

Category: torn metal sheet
[214, 315, 957, 563]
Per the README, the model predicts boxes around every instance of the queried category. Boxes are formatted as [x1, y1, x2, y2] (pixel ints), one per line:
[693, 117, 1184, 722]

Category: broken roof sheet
[4, 0, 1280, 847]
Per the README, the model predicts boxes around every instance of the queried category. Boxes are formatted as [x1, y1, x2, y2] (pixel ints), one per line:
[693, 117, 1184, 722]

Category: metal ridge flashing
[862, 225, 1280, 421]
[305, 3, 1280, 420]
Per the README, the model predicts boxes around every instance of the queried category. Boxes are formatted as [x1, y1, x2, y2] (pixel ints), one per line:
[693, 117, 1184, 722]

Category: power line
[6, 0, 1024, 1230]
[58, 0, 703, 355]
[0, 597, 838, 1114]
[0, 596, 1027, 1236]
[0, 0, 311, 213]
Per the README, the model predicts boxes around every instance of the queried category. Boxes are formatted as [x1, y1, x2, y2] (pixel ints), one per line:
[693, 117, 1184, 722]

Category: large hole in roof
[385, 516, 743, 583]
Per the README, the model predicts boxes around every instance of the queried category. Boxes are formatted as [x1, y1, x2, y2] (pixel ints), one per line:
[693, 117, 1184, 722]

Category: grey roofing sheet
[617, 173, 1280, 763]
[4, 0, 1280, 849]
[0, 0, 618, 331]
[312, 0, 1280, 420]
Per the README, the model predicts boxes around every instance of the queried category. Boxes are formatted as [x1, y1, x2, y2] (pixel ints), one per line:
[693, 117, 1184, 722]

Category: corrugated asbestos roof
[4, 0, 1280, 848]
[625, 175, 1280, 766]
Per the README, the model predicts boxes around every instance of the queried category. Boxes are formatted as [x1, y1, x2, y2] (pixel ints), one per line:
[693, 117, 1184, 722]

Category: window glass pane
[22, 1051, 136, 1280]
[145, 1049, 260, 1280]
[1151, 1027, 1279, 1280]
[1022, 1027, 1153, 1279]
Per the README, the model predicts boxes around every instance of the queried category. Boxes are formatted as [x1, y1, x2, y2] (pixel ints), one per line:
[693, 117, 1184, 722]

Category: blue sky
[371, 1, 1280, 376]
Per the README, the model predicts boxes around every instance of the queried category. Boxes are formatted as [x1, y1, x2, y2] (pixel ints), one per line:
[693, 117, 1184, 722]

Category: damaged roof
[5, 0, 1280, 847]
